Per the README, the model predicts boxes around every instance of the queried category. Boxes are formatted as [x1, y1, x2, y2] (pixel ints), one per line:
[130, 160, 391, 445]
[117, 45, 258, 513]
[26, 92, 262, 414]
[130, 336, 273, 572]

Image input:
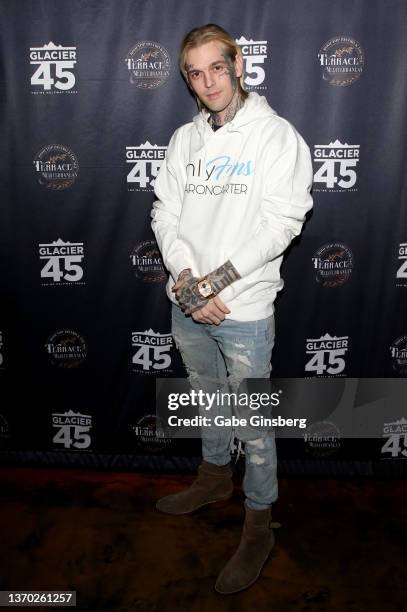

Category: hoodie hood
[192, 92, 278, 137]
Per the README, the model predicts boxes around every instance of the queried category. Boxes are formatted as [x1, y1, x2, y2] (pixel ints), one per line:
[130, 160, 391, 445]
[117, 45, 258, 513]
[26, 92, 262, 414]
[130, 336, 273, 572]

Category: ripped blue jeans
[172, 304, 278, 510]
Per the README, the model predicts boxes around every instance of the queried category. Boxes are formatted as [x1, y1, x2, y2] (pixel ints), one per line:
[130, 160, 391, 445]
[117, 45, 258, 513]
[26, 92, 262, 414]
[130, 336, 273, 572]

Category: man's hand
[172, 269, 208, 313]
[175, 260, 241, 314]
[172, 268, 193, 293]
[191, 296, 231, 325]
[172, 262, 239, 316]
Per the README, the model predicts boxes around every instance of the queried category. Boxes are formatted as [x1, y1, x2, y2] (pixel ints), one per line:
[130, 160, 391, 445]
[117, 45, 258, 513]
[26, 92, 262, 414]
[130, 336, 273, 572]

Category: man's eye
[213, 64, 224, 72]
[189, 72, 201, 80]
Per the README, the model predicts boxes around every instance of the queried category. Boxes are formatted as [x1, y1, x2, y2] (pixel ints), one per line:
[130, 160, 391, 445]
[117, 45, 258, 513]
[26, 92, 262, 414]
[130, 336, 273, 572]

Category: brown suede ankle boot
[215, 502, 275, 594]
[155, 461, 233, 515]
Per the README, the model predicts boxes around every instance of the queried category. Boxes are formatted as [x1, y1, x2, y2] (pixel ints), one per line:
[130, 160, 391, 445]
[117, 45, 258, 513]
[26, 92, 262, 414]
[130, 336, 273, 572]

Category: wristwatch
[197, 278, 215, 299]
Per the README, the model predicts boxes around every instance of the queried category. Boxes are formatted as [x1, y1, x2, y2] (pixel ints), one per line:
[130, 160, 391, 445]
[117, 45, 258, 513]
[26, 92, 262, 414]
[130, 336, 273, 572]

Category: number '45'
[41, 256, 83, 282]
[314, 160, 357, 188]
[132, 345, 171, 371]
[381, 434, 407, 457]
[31, 62, 75, 90]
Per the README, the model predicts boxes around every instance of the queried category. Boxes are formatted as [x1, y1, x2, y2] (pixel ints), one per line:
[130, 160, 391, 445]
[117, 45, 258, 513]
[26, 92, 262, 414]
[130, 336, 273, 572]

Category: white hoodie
[151, 92, 313, 321]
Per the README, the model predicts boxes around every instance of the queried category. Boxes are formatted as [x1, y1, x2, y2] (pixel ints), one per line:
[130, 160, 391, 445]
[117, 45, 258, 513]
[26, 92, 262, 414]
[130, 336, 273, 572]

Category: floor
[0, 467, 406, 611]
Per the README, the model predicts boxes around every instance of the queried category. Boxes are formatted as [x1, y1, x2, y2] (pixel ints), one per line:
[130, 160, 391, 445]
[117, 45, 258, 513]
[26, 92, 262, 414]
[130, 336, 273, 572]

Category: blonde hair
[179, 24, 247, 101]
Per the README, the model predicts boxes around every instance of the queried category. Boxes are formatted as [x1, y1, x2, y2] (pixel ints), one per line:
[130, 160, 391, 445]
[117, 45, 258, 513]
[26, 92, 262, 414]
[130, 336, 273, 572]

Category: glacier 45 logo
[39, 239, 85, 285]
[30, 42, 77, 93]
[313, 141, 359, 192]
[52, 411, 92, 450]
[126, 142, 167, 192]
[131, 329, 173, 373]
[396, 242, 407, 287]
[236, 36, 268, 89]
[305, 333, 349, 376]
[381, 419, 407, 458]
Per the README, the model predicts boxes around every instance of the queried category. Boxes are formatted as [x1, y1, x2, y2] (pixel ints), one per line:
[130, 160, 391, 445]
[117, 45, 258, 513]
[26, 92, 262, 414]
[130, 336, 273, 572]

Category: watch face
[198, 280, 213, 298]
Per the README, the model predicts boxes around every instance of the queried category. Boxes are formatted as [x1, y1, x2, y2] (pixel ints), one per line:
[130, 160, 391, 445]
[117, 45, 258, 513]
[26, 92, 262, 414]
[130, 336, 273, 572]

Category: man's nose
[203, 70, 215, 88]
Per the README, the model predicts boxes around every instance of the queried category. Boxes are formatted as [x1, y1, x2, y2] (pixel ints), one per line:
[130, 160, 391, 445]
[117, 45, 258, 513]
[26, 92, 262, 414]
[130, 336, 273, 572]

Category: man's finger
[192, 311, 209, 324]
[213, 295, 231, 313]
[199, 305, 224, 325]
[204, 313, 221, 325]
[191, 307, 218, 325]
[205, 305, 226, 319]
[204, 301, 227, 319]
[204, 309, 224, 323]
[172, 281, 182, 292]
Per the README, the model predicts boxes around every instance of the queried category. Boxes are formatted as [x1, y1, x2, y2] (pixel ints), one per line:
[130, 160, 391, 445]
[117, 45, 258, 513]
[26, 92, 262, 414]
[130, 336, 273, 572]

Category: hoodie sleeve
[225, 125, 313, 291]
[151, 128, 195, 280]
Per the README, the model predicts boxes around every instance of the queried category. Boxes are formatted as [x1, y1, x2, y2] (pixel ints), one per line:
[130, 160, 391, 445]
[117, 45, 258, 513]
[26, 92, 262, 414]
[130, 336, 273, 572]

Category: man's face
[185, 41, 243, 117]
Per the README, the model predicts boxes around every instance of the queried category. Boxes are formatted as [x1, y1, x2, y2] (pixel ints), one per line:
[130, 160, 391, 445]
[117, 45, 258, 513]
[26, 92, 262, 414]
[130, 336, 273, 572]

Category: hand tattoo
[176, 275, 208, 314]
[175, 261, 241, 314]
[177, 268, 192, 283]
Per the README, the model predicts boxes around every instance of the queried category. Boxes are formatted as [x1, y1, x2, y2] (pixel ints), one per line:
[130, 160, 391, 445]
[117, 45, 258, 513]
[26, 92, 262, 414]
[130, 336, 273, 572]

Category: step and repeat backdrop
[0, 0, 406, 475]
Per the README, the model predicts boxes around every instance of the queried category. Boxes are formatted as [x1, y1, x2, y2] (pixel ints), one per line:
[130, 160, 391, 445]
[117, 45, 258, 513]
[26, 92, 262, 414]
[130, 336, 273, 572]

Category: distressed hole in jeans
[249, 453, 265, 465]
[229, 341, 254, 369]
[236, 353, 252, 367]
[247, 437, 266, 450]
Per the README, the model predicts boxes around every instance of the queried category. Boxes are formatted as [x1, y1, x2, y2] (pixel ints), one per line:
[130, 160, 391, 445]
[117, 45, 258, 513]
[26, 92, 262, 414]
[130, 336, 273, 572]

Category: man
[151, 24, 313, 594]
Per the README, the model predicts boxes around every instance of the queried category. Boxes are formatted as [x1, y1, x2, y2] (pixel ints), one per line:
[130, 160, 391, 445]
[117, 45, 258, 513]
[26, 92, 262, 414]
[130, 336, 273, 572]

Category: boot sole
[156, 491, 233, 515]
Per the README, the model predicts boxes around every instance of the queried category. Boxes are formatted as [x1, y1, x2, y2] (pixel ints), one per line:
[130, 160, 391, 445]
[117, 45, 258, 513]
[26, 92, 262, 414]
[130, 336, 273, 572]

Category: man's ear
[234, 53, 244, 79]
